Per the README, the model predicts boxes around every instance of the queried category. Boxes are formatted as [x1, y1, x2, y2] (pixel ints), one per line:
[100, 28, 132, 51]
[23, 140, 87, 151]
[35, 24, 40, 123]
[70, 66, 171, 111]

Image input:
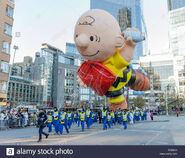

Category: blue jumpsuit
[127, 112, 130, 123]
[79, 112, 87, 131]
[141, 112, 144, 121]
[78, 112, 81, 127]
[107, 115, 112, 128]
[138, 112, 141, 121]
[101, 110, 108, 130]
[135, 112, 139, 121]
[123, 114, 128, 129]
[67, 112, 73, 129]
[92, 113, 97, 123]
[133, 111, 136, 123]
[59, 112, 69, 134]
[86, 110, 92, 128]
[111, 112, 115, 125]
[52, 110, 61, 133]
[117, 111, 122, 124]
[47, 114, 53, 133]
[73, 113, 78, 124]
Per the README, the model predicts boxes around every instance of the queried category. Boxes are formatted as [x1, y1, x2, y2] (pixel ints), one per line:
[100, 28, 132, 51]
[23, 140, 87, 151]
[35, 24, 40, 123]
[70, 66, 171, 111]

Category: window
[6, 5, 14, 18]
[4, 23, 12, 36]
[117, 8, 131, 32]
[0, 61, 9, 73]
[2, 42, 10, 54]
[0, 82, 7, 93]
[58, 55, 65, 63]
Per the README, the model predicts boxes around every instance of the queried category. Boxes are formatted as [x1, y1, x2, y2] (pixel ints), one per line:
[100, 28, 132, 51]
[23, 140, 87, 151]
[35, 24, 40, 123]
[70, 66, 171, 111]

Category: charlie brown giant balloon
[74, 9, 149, 111]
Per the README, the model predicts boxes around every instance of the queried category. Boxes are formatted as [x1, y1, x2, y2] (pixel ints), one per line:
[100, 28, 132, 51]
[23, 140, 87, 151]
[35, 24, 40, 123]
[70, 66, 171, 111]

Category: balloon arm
[119, 42, 136, 63]
[77, 75, 88, 88]
[119, 28, 140, 63]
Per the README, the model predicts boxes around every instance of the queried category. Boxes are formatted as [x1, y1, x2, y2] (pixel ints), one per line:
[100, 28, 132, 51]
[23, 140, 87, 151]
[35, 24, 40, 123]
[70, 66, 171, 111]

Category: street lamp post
[12, 46, 18, 66]
[165, 86, 168, 116]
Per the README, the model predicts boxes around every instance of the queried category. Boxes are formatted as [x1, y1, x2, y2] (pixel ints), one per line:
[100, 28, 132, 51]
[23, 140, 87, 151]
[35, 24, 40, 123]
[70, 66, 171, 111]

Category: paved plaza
[0, 115, 185, 145]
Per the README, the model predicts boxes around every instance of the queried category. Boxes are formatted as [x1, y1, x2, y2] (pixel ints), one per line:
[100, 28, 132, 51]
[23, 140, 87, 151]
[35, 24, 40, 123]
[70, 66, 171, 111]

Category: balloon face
[74, 9, 124, 62]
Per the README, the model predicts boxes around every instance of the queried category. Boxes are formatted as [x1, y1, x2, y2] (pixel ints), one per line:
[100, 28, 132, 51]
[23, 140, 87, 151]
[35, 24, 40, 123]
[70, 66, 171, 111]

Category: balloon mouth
[82, 50, 100, 57]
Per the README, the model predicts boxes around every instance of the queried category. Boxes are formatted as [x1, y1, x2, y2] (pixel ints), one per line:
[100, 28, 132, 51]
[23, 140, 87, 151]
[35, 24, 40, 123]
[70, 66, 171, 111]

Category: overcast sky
[11, 0, 169, 63]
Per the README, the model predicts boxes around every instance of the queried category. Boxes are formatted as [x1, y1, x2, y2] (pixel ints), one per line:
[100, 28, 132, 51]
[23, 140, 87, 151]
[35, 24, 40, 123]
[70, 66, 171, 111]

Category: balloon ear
[115, 35, 124, 48]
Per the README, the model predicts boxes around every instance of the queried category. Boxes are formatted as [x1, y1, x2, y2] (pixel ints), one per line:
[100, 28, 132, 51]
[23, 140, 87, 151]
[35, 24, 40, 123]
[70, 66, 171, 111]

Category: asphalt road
[0, 115, 184, 145]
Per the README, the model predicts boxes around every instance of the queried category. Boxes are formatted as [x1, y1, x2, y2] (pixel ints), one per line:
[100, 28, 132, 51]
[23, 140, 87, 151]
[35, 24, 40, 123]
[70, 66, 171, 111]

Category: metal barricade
[8, 118, 24, 128]
[0, 118, 36, 130]
[0, 120, 8, 130]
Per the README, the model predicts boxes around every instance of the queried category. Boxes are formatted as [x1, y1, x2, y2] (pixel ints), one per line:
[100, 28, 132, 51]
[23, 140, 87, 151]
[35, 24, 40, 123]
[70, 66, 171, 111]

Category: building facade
[36, 43, 105, 109]
[65, 43, 104, 109]
[12, 56, 33, 77]
[7, 76, 43, 108]
[90, 0, 147, 60]
[168, 0, 185, 11]
[167, 0, 185, 107]
[140, 53, 185, 107]
[0, 0, 14, 106]
[168, 6, 185, 56]
[40, 44, 62, 107]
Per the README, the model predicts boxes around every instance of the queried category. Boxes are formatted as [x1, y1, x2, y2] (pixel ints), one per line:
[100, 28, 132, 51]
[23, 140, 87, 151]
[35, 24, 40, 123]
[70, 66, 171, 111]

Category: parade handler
[75, 9, 149, 111]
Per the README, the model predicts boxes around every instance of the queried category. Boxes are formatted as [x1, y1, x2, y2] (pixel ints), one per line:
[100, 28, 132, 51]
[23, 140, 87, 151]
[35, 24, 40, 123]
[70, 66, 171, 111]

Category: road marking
[145, 132, 162, 145]
[0, 128, 104, 144]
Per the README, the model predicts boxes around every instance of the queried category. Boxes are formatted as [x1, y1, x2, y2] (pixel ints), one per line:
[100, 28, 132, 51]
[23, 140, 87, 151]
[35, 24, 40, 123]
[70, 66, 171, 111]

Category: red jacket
[150, 112, 153, 117]
[77, 60, 116, 96]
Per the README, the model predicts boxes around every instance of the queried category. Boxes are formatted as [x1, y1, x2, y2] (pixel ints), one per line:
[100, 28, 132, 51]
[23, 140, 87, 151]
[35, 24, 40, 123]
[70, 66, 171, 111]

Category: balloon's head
[74, 9, 124, 62]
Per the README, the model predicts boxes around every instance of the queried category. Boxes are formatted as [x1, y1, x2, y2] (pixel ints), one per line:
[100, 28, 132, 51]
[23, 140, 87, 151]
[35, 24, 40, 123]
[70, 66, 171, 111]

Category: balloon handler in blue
[52, 107, 61, 135]
[111, 110, 115, 125]
[59, 109, 69, 135]
[92, 111, 97, 123]
[67, 111, 73, 129]
[101, 107, 108, 130]
[79, 109, 87, 131]
[47, 111, 53, 133]
[86, 108, 92, 128]
[73, 111, 78, 124]
[107, 112, 112, 128]
[122, 111, 128, 129]
[75, 9, 150, 112]
[77, 111, 81, 127]
[117, 109, 122, 125]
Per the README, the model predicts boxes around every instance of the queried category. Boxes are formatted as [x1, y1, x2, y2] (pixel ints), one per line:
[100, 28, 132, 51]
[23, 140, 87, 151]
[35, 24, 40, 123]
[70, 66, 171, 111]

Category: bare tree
[133, 96, 146, 109]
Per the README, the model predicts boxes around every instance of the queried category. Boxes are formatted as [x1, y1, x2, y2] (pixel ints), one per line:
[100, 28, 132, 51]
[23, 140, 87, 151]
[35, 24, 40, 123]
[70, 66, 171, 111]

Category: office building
[65, 43, 104, 109]
[7, 76, 43, 108]
[90, 0, 147, 59]
[168, 0, 185, 11]
[12, 56, 33, 78]
[0, 0, 15, 106]
[168, 6, 185, 56]
[140, 52, 185, 106]
[36, 43, 105, 109]
[40, 44, 62, 107]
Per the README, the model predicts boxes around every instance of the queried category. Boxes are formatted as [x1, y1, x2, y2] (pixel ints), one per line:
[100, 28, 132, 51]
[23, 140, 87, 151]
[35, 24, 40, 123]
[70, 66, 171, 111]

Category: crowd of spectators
[0, 108, 37, 130]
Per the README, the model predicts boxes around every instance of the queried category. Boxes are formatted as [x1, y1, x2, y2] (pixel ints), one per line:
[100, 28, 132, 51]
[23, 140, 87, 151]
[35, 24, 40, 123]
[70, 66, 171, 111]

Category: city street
[0, 115, 185, 145]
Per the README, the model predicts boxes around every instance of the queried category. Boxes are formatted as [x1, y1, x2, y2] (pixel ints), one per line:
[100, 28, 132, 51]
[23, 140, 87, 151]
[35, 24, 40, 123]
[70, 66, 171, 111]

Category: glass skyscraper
[90, 0, 147, 60]
[168, 0, 185, 11]
[168, 0, 185, 56]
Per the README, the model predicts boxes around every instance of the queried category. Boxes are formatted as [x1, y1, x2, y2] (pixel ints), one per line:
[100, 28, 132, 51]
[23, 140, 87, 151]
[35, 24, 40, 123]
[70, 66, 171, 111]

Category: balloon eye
[76, 34, 78, 38]
[90, 36, 94, 41]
